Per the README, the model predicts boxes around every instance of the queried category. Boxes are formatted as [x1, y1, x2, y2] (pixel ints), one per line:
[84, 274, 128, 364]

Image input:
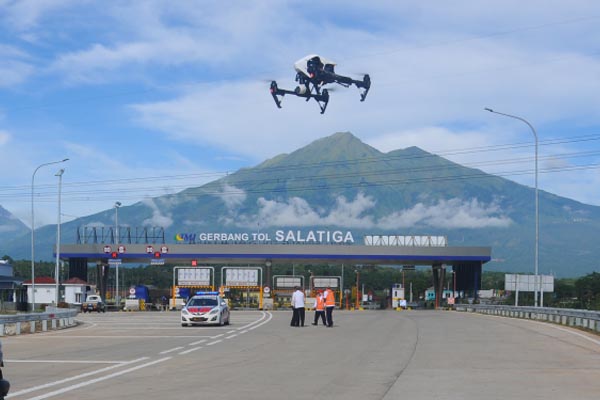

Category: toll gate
[59, 233, 491, 309]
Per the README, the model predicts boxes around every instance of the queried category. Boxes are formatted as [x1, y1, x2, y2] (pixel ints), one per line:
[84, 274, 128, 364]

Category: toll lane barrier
[0, 308, 78, 336]
[455, 305, 600, 333]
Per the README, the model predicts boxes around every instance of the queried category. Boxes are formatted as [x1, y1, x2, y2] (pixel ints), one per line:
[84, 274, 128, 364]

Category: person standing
[311, 290, 326, 326]
[323, 286, 335, 327]
[291, 286, 306, 327]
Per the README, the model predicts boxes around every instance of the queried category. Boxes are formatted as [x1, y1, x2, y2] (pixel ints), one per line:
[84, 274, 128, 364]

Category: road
[2, 310, 600, 400]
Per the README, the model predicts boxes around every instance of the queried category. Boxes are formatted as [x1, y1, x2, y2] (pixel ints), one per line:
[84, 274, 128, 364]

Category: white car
[181, 292, 230, 327]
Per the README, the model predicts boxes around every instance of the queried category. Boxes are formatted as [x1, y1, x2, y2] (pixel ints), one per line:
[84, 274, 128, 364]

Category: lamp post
[114, 201, 122, 309]
[484, 107, 539, 307]
[31, 158, 69, 312]
[54, 168, 65, 305]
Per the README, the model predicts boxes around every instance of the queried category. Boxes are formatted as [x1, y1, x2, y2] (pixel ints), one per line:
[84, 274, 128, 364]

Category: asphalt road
[2, 310, 600, 400]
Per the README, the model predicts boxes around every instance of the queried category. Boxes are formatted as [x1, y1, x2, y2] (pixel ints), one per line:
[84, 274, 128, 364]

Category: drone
[269, 54, 371, 114]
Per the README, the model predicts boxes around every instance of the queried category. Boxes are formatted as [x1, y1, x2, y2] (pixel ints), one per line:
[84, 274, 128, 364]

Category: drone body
[270, 55, 371, 114]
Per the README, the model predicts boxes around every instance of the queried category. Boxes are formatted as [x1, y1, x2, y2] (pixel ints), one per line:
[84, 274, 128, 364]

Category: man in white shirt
[290, 286, 306, 327]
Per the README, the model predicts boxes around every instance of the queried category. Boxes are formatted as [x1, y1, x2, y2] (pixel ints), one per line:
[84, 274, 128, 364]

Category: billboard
[505, 274, 554, 293]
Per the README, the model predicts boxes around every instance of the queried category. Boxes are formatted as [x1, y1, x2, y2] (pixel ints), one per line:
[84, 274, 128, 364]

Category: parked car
[82, 295, 106, 313]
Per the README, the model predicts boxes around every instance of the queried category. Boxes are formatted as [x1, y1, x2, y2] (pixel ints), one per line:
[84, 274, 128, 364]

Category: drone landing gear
[270, 81, 330, 114]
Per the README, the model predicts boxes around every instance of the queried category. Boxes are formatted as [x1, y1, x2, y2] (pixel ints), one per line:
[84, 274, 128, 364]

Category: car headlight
[208, 307, 219, 315]
[181, 308, 191, 315]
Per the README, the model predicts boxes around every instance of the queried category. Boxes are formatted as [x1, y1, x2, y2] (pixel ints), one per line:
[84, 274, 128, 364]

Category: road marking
[189, 339, 207, 346]
[206, 339, 222, 346]
[7, 357, 149, 397]
[25, 357, 172, 400]
[159, 346, 184, 354]
[211, 333, 225, 338]
[179, 347, 202, 355]
[31, 335, 213, 338]
[227, 330, 236, 334]
[225, 334, 238, 339]
[5, 359, 129, 364]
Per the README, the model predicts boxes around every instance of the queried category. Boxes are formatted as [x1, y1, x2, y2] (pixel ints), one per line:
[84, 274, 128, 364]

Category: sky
[1, 0, 600, 229]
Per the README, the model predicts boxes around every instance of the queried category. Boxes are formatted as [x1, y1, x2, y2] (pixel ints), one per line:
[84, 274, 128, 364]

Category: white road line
[225, 334, 238, 339]
[32, 335, 213, 339]
[227, 330, 236, 334]
[179, 347, 202, 355]
[159, 347, 184, 354]
[5, 359, 128, 364]
[7, 357, 149, 397]
[206, 339, 222, 346]
[240, 330, 249, 334]
[211, 333, 225, 338]
[24, 357, 172, 400]
[188, 339, 207, 346]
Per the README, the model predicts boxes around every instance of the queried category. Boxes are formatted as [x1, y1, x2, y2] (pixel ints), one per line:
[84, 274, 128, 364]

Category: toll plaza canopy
[60, 242, 491, 266]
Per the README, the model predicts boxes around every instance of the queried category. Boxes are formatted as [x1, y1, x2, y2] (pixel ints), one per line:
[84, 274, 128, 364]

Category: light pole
[114, 201, 122, 309]
[31, 158, 69, 312]
[484, 107, 539, 307]
[54, 168, 65, 305]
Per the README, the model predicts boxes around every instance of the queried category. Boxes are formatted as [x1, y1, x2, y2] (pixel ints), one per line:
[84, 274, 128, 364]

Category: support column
[432, 264, 446, 309]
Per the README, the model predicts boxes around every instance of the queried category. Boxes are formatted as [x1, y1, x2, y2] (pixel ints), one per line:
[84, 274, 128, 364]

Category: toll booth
[221, 267, 263, 309]
[272, 275, 304, 309]
[391, 283, 405, 308]
[311, 276, 342, 307]
[171, 266, 215, 310]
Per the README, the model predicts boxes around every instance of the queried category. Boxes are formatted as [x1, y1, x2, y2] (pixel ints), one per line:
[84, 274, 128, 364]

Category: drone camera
[295, 86, 308, 95]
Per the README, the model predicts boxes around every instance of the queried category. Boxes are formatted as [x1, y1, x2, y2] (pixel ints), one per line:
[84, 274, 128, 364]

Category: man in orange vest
[311, 290, 326, 326]
[323, 286, 335, 327]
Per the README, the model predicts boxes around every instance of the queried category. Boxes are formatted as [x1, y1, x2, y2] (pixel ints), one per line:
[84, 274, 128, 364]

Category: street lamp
[114, 201, 122, 309]
[484, 107, 539, 307]
[54, 168, 65, 305]
[31, 158, 69, 312]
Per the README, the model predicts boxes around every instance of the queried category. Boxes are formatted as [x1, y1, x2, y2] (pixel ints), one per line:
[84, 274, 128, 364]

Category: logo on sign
[161, 246, 169, 254]
[118, 245, 126, 253]
[103, 245, 112, 253]
[146, 245, 154, 254]
[175, 233, 196, 243]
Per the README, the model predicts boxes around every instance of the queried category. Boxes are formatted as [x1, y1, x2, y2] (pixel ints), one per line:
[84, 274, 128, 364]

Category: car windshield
[188, 297, 218, 307]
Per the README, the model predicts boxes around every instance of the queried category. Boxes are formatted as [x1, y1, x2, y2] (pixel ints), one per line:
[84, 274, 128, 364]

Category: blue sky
[1, 0, 600, 228]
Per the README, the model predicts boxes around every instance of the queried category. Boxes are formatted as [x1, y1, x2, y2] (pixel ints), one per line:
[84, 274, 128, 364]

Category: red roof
[23, 276, 56, 284]
[63, 277, 88, 285]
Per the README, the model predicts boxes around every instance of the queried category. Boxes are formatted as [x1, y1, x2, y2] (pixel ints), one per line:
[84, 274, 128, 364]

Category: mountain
[2, 132, 599, 277]
[0, 205, 30, 251]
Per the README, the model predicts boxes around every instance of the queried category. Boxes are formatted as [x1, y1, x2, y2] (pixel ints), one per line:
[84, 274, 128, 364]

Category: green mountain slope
[3, 132, 599, 277]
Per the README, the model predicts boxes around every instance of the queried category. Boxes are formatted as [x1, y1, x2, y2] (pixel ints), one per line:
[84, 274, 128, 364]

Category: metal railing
[0, 308, 79, 336]
[455, 304, 600, 333]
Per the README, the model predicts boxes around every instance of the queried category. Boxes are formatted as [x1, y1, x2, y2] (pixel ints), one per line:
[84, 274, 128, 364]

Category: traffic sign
[108, 259, 122, 265]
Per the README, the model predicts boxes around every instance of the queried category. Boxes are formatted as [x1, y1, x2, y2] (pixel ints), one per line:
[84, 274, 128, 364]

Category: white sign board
[313, 277, 339, 289]
[178, 268, 211, 286]
[225, 268, 259, 287]
[274, 276, 302, 289]
[505, 274, 554, 293]
[364, 235, 447, 247]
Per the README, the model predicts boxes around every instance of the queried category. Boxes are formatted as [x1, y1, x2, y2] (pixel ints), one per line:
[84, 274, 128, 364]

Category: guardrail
[455, 304, 600, 333]
[0, 308, 79, 336]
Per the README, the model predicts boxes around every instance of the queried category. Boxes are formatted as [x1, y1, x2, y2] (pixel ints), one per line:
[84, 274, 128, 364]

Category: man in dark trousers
[323, 286, 335, 327]
[290, 286, 305, 327]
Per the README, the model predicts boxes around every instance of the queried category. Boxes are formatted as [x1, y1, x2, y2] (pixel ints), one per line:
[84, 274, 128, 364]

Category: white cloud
[141, 198, 173, 228]
[230, 193, 511, 230]
[214, 184, 247, 211]
[0, 130, 10, 145]
[379, 198, 512, 229]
